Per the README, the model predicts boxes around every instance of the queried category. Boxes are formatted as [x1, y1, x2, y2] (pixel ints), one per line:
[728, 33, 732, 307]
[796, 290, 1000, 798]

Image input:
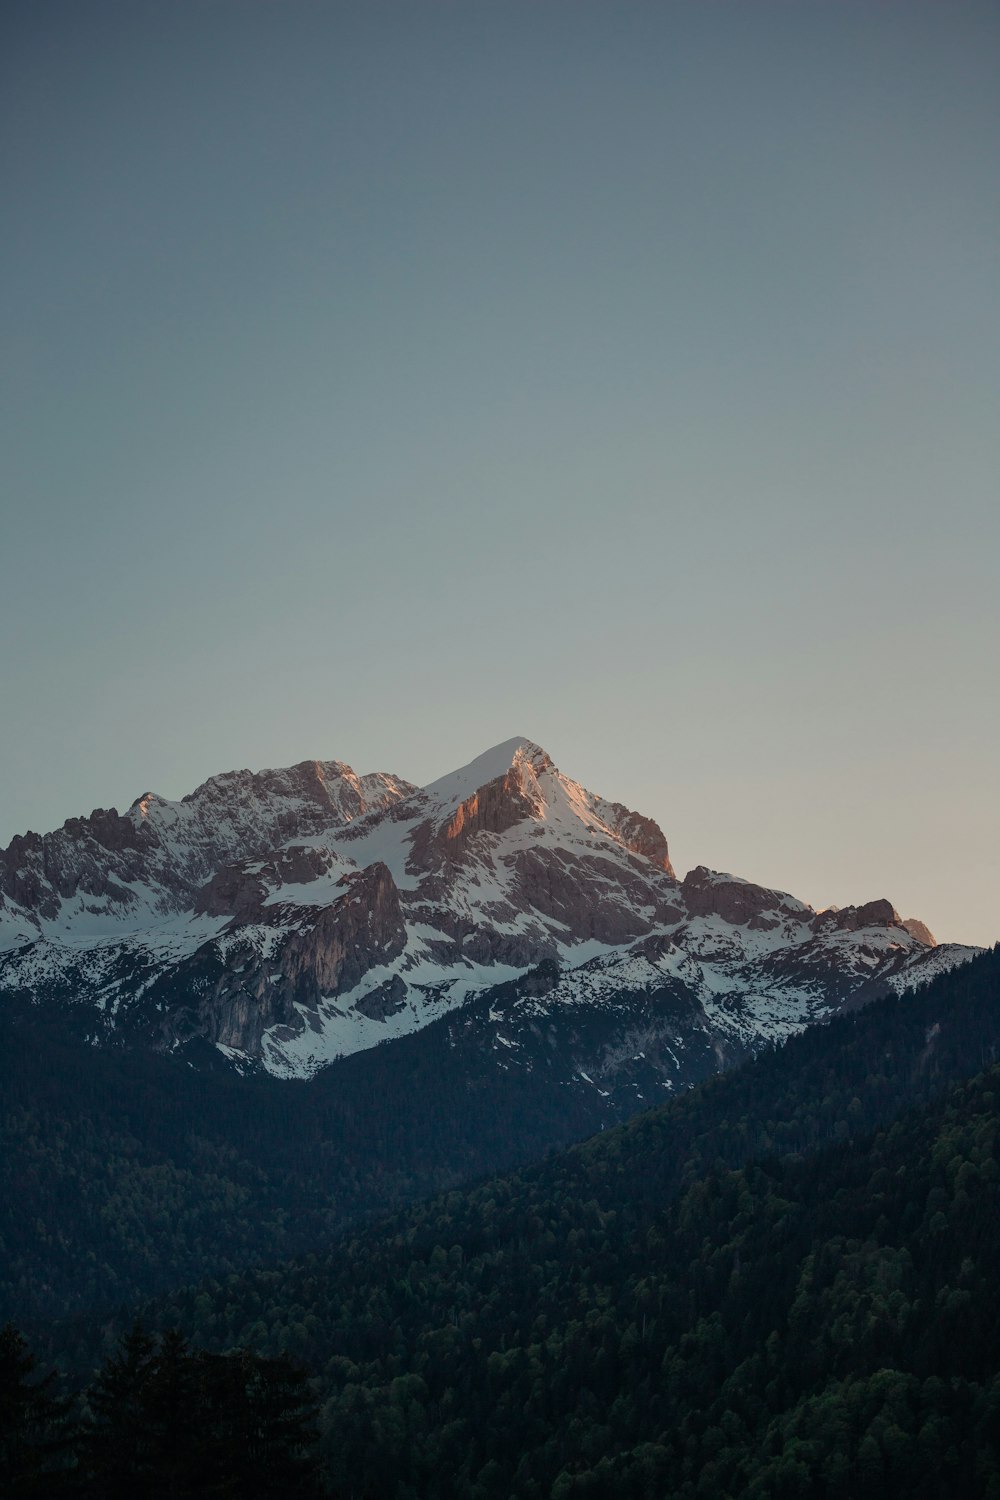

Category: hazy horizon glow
[2, 1, 997, 947]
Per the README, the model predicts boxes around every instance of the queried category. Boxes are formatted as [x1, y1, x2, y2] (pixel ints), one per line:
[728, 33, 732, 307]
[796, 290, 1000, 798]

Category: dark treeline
[34, 946, 994, 1499]
[5, 944, 999, 1332]
[1, 994, 612, 1325]
[1, 1322, 323, 1497]
[161, 1060, 1000, 1497]
[7, 949, 1000, 1497]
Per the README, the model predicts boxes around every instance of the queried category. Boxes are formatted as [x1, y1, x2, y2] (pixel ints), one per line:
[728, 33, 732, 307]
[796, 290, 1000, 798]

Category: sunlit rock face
[0, 736, 977, 1101]
[816, 898, 901, 933]
[902, 917, 937, 947]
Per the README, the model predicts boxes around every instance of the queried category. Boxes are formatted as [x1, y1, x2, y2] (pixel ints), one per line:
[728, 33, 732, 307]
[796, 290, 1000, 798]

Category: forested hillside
[0, 1003, 610, 1323]
[148, 954, 1000, 1494]
[259, 1057, 1000, 1499]
[23, 945, 995, 1498]
[4, 935, 995, 1331]
[5, 954, 995, 1494]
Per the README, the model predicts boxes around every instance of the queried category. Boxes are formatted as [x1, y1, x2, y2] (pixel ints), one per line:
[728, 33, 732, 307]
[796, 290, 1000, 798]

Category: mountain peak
[422, 737, 553, 806]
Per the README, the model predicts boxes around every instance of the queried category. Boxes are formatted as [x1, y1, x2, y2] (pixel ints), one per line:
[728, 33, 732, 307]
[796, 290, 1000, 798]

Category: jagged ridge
[0, 737, 977, 1102]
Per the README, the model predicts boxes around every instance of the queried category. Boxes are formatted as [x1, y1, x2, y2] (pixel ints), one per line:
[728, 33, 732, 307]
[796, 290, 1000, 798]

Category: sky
[2, 0, 998, 947]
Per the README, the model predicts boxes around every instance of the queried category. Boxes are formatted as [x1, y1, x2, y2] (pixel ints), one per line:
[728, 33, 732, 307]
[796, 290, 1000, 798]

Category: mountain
[0, 737, 975, 1115]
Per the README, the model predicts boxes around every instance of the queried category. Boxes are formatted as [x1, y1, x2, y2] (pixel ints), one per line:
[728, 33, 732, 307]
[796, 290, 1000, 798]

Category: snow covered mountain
[0, 737, 976, 1108]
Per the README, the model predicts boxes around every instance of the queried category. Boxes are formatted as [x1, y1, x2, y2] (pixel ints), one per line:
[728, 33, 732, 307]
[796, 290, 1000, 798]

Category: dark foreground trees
[0, 1323, 324, 1497]
[0, 1322, 72, 1494]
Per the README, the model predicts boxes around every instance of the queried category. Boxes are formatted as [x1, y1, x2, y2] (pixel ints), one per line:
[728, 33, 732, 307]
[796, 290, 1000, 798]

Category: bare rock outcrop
[682, 866, 805, 927]
[194, 845, 339, 920]
[1, 759, 413, 927]
[279, 863, 406, 1006]
[353, 975, 408, 1021]
[604, 805, 675, 875]
[903, 917, 937, 947]
[404, 766, 546, 877]
[512, 847, 677, 945]
[0, 810, 156, 919]
[176, 862, 407, 1053]
[440, 768, 544, 849]
[816, 898, 904, 934]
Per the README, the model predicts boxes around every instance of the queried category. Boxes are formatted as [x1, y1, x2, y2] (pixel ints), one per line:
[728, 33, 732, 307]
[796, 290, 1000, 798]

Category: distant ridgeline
[12, 945, 1000, 1498]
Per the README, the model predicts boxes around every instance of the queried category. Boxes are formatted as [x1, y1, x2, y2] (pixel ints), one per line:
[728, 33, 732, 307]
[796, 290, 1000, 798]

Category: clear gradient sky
[2, 1, 998, 946]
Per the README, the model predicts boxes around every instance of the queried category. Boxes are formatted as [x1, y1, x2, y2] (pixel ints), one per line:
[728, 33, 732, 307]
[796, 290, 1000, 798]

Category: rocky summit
[0, 737, 977, 1109]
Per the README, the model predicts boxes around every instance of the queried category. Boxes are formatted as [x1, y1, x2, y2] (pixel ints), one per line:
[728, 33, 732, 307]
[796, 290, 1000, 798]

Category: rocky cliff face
[160, 862, 408, 1054]
[681, 866, 809, 927]
[902, 917, 937, 947]
[0, 760, 412, 936]
[816, 898, 901, 933]
[0, 736, 976, 1086]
